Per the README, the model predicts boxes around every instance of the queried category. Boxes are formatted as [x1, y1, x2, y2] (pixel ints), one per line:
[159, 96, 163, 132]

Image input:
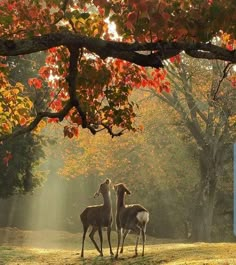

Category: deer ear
[94, 191, 99, 198]
[105, 178, 111, 184]
[125, 188, 131, 195]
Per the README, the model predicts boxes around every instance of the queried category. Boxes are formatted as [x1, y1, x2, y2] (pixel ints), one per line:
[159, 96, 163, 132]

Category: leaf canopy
[0, 0, 235, 139]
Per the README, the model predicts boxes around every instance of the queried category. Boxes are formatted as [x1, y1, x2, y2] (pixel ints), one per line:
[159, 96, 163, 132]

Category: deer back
[116, 204, 148, 230]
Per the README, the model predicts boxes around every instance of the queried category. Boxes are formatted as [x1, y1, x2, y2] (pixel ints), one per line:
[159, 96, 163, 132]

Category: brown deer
[80, 178, 113, 258]
[114, 183, 149, 259]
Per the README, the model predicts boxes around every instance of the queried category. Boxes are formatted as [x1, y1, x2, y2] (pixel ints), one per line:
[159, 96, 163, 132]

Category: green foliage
[0, 132, 45, 198]
[0, 53, 49, 198]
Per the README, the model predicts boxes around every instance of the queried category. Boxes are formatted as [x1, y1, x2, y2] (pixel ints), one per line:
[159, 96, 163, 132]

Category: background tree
[0, 53, 49, 198]
[146, 57, 236, 241]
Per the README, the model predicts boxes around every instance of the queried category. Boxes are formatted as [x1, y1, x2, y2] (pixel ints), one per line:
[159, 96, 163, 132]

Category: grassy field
[0, 228, 236, 265]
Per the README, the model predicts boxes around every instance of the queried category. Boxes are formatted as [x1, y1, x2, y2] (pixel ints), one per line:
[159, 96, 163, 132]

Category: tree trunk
[191, 149, 218, 242]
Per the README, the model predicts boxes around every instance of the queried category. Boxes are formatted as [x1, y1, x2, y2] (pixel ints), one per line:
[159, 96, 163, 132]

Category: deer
[80, 178, 114, 258]
[114, 183, 149, 259]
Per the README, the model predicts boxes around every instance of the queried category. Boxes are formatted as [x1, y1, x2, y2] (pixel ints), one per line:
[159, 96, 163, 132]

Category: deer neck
[102, 191, 112, 209]
[116, 193, 125, 210]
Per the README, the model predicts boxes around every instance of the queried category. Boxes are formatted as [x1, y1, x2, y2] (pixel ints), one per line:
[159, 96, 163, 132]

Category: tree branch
[213, 63, 233, 100]
[0, 101, 73, 142]
[0, 33, 235, 68]
[176, 62, 208, 125]
[1, 43, 130, 141]
[101, 123, 126, 138]
[67, 46, 87, 128]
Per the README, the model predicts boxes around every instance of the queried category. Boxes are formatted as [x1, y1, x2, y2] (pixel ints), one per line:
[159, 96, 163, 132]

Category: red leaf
[48, 47, 57, 53]
[20, 117, 27, 126]
[7, 3, 16, 11]
[169, 54, 181, 64]
[0, 63, 8, 68]
[28, 78, 42, 89]
[39, 66, 50, 79]
[226, 44, 233, 51]
[71, 127, 79, 137]
[3, 151, 13, 167]
[127, 11, 137, 23]
[48, 118, 59, 123]
[93, 0, 107, 7]
[98, 7, 105, 16]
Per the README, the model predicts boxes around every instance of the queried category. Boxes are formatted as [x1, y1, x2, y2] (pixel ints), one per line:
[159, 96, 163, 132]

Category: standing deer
[114, 183, 149, 259]
[80, 178, 113, 258]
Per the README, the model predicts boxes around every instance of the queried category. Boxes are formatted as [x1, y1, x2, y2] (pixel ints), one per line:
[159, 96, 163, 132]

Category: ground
[0, 227, 236, 265]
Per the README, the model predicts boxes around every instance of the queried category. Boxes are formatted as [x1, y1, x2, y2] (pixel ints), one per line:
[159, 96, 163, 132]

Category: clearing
[0, 227, 235, 265]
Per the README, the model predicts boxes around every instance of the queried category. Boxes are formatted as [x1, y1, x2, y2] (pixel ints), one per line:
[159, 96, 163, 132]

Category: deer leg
[115, 228, 122, 259]
[107, 225, 114, 256]
[81, 224, 89, 258]
[89, 226, 101, 255]
[98, 227, 103, 256]
[120, 229, 129, 253]
[134, 229, 141, 257]
[141, 227, 146, 256]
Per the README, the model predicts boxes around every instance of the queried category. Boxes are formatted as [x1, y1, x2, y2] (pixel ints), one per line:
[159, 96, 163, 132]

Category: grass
[0, 228, 236, 264]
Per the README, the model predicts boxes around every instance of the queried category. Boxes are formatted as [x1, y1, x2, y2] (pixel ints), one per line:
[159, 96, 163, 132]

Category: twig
[46, 85, 64, 111]
[53, 0, 70, 25]
[101, 123, 126, 138]
[213, 62, 233, 100]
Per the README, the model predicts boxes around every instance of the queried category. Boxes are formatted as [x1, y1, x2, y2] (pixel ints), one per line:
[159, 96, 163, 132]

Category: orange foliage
[0, 0, 235, 139]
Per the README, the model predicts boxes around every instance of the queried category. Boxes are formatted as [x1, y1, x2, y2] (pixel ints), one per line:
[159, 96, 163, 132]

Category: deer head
[113, 183, 131, 196]
[94, 178, 111, 198]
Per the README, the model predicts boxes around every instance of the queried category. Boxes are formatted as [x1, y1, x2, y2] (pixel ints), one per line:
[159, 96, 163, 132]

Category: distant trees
[57, 55, 236, 241]
[56, 92, 199, 238]
[0, 134, 44, 197]
[148, 57, 236, 241]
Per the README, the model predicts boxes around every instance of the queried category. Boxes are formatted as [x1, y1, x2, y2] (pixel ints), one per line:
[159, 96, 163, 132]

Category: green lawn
[0, 228, 236, 264]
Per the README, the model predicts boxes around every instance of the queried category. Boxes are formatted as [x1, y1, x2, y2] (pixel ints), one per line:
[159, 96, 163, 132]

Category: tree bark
[191, 148, 218, 241]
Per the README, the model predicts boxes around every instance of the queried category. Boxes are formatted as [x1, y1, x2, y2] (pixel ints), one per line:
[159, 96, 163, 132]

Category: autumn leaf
[48, 118, 59, 123]
[39, 66, 51, 79]
[126, 11, 137, 31]
[28, 78, 43, 89]
[3, 151, 13, 167]
[169, 54, 181, 64]
[93, 0, 108, 7]
[19, 117, 27, 126]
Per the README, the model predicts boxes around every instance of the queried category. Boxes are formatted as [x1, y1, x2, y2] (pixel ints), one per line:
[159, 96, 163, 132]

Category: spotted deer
[80, 179, 113, 258]
[114, 183, 149, 259]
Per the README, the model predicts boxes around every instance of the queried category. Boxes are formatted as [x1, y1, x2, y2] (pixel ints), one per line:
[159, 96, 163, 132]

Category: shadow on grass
[77, 243, 236, 265]
[76, 249, 169, 265]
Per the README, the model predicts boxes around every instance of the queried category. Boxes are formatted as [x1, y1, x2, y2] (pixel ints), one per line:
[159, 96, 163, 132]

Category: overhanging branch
[0, 32, 235, 68]
[1, 31, 235, 140]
